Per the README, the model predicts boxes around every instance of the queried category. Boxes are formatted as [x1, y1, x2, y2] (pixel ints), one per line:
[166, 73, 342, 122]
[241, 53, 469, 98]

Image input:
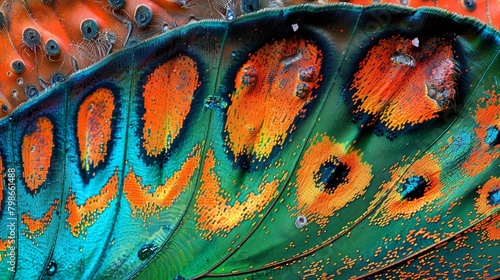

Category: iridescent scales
[0, 4, 498, 279]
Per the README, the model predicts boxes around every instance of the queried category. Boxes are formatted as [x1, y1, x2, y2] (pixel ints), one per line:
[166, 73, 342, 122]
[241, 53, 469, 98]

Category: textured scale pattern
[0, 2, 499, 279]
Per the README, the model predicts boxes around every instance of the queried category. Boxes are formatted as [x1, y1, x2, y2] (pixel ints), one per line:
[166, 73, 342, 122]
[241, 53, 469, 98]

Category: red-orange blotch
[22, 116, 54, 193]
[142, 55, 199, 157]
[77, 88, 115, 172]
[225, 37, 323, 161]
[351, 35, 458, 131]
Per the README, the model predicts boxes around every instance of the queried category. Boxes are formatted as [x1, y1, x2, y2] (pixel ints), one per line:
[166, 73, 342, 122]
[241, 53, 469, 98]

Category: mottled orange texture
[225, 37, 323, 161]
[350, 35, 458, 131]
[0, 239, 13, 262]
[77, 88, 115, 172]
[124, 147, 200, 219]
[21, 116, 54, 193]
[142, 55, 199, 157]
[65, 171, 119, 237]
[475, 177, 500, 216]
[195, 149, 281, 239]
[21, 200, 59, 239]
[462, 91, 500, 177]
[371, 154, 443, 226]
[294, 134, 373, 227]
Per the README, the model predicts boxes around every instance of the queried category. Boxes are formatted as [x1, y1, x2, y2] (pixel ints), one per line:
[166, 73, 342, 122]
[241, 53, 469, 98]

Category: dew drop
[295, 215, 307, 228]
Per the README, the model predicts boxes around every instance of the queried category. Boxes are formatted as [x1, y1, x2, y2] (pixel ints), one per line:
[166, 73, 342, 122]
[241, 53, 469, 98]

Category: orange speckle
[195, 149, 281, 239]
[124, 147, 200, 219]
[475, 177, 500, 217]
[462, 90, 500, 177]
[350, 35, 457, 131]
[65, 170, 119, 237]
[21, 116, 54, 193]
[294, 134, 373, 227]
[142, 55, 199, 157]
[77, 88, 115, 171]
[371, 153, 443, 226]
[21, 200, 59, 239]
[225, 37, 323, 161]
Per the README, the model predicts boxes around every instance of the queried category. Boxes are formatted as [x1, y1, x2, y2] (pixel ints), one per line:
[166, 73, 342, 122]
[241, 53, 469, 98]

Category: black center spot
[487, 187, 500, 206]
[314, 158, 350, 194]
[81, 19, 99, 40]
[463, 0, 476, 11]
[135, 5, 153, 28]
[399, 175, 428, 201]
[23, 28, 41, 49]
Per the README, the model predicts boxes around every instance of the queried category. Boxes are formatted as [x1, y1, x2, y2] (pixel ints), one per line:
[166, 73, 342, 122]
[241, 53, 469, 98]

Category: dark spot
[50, 73, 65, 85]
[242, 66, 257, 86]
[1, 104, 8, 113]
[46, 260, 57, 276]
[40, 0, 53, 3]
[23, 27, 41, 50]
[44, 39, 61, 56]
[108, 0, 125, 9]
[241, 0, 259, 13]
[296, 83, 310, 99]
[138, 242, 158, 261]
[299, 66, 317, 82]
[399, 176, 428, 201]
[134, 5, 153, 28]
[463, 0, 476, 11]
[485, 126, 500, 146]
[487, 188, 500, 206]
[173, 275, 186, 280]
[374, 127, 384, 136]
[11, 60, 25, 74]
[314, 159, 350, 194]
[81, 19, 99, 40]
[400, 0, 408, 5]
[204, 95, 227, 110]
[25, 85, 39, 98]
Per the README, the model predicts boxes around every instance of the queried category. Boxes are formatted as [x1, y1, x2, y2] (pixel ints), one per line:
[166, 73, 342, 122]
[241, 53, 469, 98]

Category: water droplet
[138, 242, 158, 261]
[291, 23, 299, 32]
[295, 215, 307, 228]
[204, 96, 228, 110]
[46, 260, 57, 276]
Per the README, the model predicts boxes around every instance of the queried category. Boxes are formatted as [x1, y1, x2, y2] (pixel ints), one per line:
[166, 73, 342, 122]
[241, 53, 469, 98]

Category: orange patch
[475, 177, 500, 216]
[371, 154, 443, 226]
[77, 88, 115, 171]
[142, 55, 199, 157]
[350, 35, 457, 131]
[0, 239, 13, 262]
[65, 171, 119, 237]
[21, 117, 54, 193]
[225, 37, 323, 161]
[195, 149, 281, 239]
[21, 200, 59, 239]
[294, 134, 373, 227]
[124, 147, 200, 219]
[462, 91, 500, 177]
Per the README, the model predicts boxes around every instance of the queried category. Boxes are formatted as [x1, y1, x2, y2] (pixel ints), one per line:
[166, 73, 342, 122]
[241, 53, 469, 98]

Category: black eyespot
[1, 104, 8, 113]
[25, 85, 39, 98]
[23, 27, 42, 49]
[44, 39, 61, 56]
[50, 73, 65, 85]
[108, 0, 125, 9]
[81, 19, 99, 40]
[134, 5, 153, 28]
[11, 60, 26, 74]
[463, 0, 476, 11]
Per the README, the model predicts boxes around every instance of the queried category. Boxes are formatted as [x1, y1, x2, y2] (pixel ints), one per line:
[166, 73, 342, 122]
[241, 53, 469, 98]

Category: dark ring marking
[135, 5, 153, 28]
[44, 39, 61, 56]
[81, 19, 99, 40]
